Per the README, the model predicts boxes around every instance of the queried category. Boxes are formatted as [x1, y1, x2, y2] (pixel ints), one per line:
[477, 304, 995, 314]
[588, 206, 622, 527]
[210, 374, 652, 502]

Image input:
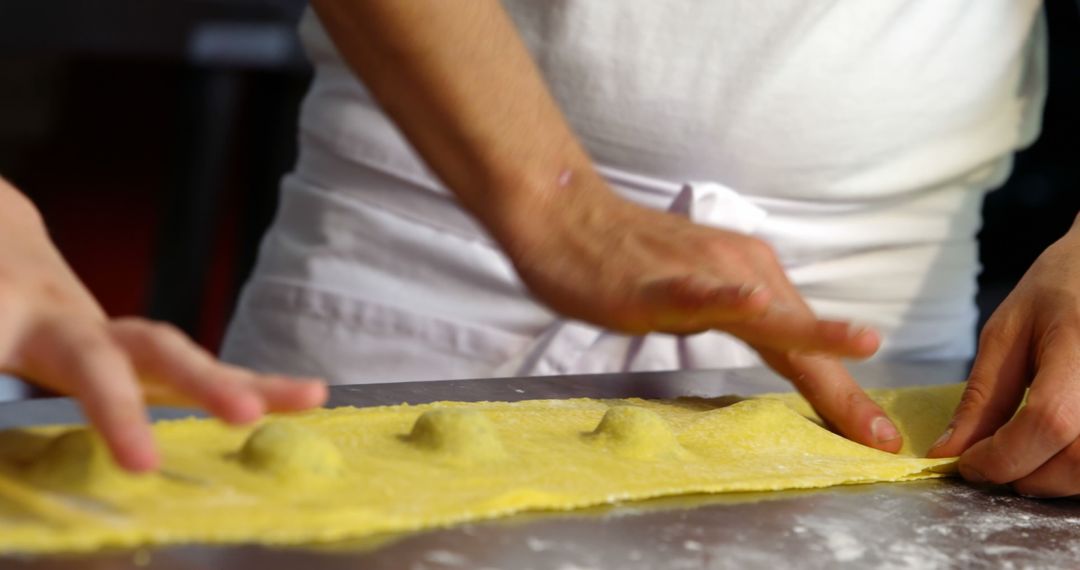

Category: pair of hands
[498, 171, 1080, 498]
[0, 178, 327, 473]
[310, 0, 1080, 497]
[499, 172, 899, 453]
[6, 171, 1080, 499]
[7, 170, 887, 472]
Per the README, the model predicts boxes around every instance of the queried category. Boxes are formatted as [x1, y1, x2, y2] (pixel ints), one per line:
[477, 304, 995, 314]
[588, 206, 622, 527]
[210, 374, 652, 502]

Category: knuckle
[976, 314, 1020, 352]
[661, 276, 696, 302]
[701, 239, 739, 266]
[118, 319, 187, 351]
[61, 325, 114, 354]
[976, 320, 1004, 350]
[971, 447, 1020, 485]
[845, 387, 870, 411]
[837, 387, 879, 423]
[81, 339, 126, 367]
[1026, 403, 1078, 447]
[741, 237, 776, 261]
[955, 380, 994, 417]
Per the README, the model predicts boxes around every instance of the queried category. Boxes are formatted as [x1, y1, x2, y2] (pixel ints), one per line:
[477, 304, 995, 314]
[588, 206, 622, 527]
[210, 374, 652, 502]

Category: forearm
[310, 0, 601, 245]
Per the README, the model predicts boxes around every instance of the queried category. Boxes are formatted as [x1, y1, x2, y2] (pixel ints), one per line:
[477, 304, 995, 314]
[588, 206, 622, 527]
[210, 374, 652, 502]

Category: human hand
[495, 171, 902, 452]
[929, 216, 1080, 496]
[0, 179, 327, 472]
[310, 0, 898, 451]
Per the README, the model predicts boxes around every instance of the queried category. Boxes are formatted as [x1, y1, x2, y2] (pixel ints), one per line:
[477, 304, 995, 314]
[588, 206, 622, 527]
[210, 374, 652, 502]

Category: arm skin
[310, 0, 905, 452]
[930, 213, 1080, 497]
[0, 177, 328, 471]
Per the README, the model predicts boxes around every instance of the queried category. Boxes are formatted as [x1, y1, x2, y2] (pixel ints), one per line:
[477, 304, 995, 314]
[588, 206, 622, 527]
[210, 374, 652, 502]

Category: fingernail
[930, 427, 953, 451]
[871, 416, 901, 443]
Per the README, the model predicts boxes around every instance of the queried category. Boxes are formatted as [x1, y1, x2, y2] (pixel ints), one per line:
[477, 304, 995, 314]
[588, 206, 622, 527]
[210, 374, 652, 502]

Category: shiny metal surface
[4, 361, 1080, 569]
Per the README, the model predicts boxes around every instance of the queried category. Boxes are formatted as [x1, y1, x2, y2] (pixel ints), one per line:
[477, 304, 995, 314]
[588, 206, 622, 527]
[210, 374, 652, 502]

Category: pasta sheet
[0, 383, 962, 553]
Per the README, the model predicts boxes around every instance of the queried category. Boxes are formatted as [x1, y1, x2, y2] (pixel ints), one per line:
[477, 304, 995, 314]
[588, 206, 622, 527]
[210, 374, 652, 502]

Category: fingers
[637, 274, 879, 357]
[955, 327, 1080, 486]
[11, 315, 327, 475]
[638, 275, 771, 332]
[108, 318, 328, 421]
[216, 365, 329, 413]
[720, 247, 879, 358]
[1012, 438, 1080, 498]
[927, 317, 1030, 459]
[22, 317, 158, 472]
[758, 349, 903, 453]
[750, 258, 881, 359]
[740, 262, 888, 452]
[108, 319, 264, 423]
[728, 310, 880, 359]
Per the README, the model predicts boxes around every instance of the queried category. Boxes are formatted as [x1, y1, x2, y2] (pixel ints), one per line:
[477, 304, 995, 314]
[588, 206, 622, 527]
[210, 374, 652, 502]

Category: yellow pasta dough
[0, 383, 962, 553]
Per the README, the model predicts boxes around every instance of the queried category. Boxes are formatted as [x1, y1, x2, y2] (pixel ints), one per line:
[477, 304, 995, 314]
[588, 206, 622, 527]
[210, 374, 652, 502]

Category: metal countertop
[3, 361, 1080, 569]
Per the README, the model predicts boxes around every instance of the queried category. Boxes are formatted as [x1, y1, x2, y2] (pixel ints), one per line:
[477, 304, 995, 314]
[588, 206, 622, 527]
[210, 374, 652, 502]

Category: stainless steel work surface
[3, 361, 1080, 569]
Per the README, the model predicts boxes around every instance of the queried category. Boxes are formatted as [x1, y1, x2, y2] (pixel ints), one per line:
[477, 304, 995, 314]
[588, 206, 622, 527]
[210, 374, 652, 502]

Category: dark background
[0, 0, 1077, 354]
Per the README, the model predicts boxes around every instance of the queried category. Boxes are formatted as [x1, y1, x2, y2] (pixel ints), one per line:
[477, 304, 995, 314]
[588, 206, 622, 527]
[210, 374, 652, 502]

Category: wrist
[479, 162, 617, 263]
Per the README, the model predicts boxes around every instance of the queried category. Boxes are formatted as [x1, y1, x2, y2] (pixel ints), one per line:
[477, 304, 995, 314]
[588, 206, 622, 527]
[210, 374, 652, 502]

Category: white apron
[222, 1, 1047, 385]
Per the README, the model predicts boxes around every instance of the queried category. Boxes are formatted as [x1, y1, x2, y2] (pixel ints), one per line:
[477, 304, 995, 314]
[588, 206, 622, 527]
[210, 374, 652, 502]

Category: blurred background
[0, 0, 1077, 358]
[0, 0, 310, 351]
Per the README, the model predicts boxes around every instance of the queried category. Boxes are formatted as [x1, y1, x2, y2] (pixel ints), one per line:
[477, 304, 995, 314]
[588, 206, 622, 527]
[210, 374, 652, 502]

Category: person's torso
[224, 1, 1048, 376]
[298, 0, 1046, 202]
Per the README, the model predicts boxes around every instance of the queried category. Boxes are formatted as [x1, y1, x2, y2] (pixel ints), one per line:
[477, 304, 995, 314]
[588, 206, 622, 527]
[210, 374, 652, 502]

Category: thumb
[926, 323, 1029, 458]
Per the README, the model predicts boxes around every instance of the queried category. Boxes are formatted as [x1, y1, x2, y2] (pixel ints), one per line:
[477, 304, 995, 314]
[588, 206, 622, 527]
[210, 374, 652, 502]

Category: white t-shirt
[223, 2, 1047, 381]
[300, 1, 1045, 202]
